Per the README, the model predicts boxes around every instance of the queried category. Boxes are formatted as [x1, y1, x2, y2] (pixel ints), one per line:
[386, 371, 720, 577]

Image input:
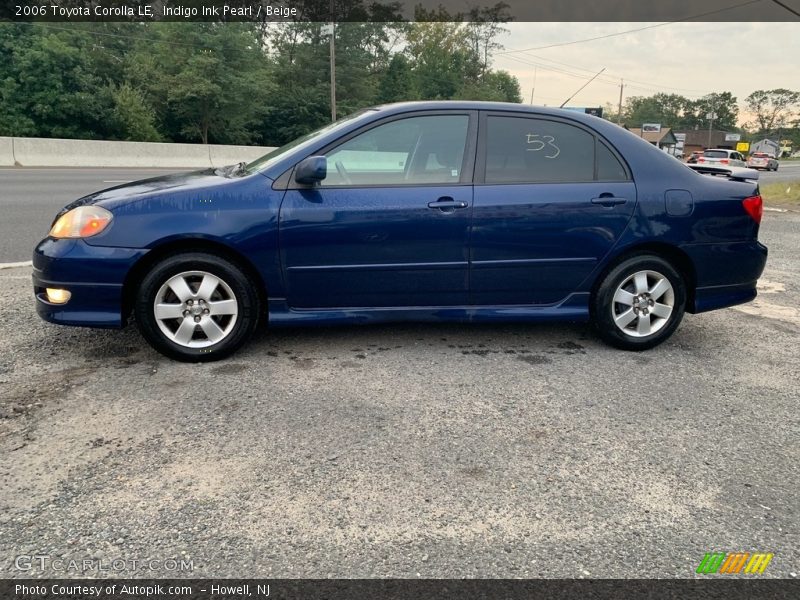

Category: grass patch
[760, 180, 800, 206]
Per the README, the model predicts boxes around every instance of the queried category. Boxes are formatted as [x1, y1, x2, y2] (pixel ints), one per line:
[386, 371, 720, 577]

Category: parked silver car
[747, 152, 779, 171]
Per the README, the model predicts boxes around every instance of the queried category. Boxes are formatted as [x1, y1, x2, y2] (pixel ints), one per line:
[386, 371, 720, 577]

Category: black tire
[134, 252, 260, 362]
[592, 254, 686, 351]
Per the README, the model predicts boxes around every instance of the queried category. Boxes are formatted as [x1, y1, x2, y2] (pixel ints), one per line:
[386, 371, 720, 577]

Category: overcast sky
[493, 22, 800, 124]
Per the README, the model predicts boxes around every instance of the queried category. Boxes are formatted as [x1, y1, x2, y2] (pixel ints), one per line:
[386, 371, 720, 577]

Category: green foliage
[108, 84, 162, 142]
[744, 89, 800, 133]
[0, 16, 522, 145]
[621, 91, 740, 132]
[377, 54, 416, 103]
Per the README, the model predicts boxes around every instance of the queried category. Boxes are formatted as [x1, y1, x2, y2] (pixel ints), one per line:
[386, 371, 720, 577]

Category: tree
[0, 24, 111, 139]
[683, 92, 739, 131]
[624, 93, 689, 128]
[108, 83, 162, 142]
[0, 13, 522, 145]
[745, 89, 800, 133]
[377, 54, 416, 103]
[141, 23, 272, 144]
[465, 2, 512, 77]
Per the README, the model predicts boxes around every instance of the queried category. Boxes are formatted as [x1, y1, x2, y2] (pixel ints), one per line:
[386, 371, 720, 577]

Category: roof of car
[372, 100, 600, 121]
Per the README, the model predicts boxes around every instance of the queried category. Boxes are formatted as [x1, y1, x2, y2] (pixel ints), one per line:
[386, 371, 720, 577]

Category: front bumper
[33, 238, 148, 328]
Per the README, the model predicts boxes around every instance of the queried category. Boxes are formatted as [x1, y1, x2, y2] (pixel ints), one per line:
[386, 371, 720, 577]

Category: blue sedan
[33, 102, 767, 361]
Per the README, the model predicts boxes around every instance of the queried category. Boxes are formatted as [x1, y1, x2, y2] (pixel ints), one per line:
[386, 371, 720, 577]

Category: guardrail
[0, 136, 276, 168]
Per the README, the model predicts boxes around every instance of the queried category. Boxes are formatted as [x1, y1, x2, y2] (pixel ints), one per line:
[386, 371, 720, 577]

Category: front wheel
[134, 252, 260, 361]
[592, 255, 686, 351]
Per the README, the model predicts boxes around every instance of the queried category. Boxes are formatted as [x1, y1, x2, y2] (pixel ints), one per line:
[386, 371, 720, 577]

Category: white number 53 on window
[525, 134, 560, 159]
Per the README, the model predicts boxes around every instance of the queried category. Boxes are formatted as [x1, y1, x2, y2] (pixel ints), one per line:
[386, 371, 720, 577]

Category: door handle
[591, 195, 627, 207]
[428, 197, 469, 211]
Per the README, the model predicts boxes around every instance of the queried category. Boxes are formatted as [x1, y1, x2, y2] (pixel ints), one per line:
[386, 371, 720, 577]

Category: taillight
[698, 157, 705, 162]
[742, 195, 762, 224]
[721, 159, 729, 164]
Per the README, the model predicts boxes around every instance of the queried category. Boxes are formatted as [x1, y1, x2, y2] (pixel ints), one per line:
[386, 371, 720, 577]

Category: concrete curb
[0, 136, 275, 169]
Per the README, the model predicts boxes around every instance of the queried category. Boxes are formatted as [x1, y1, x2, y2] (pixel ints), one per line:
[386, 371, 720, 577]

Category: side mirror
[294, 156, 327, 185]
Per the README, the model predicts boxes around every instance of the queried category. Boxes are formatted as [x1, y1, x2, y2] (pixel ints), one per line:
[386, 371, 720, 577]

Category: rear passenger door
[470, 112, 637, 305]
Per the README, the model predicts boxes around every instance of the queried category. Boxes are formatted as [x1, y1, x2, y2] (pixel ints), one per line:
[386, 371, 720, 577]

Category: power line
[770, 0, 800, 18]
[506, 52, 711, 95]
[501, 53, 709, 99]
[497, 0, 763, 55]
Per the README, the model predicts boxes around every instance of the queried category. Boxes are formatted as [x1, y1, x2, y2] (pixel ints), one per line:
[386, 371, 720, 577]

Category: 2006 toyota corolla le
[33, 102, 768, 361]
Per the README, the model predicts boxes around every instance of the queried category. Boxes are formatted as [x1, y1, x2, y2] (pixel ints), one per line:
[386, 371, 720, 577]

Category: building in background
[675, 130, 743, 157]
[627, 127, 679, 155]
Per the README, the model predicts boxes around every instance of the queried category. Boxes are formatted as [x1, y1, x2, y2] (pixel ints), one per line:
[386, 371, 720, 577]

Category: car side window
[323, 115, 469, 186]
[485, 116, 596, 183]
[597, 140, 627, 181]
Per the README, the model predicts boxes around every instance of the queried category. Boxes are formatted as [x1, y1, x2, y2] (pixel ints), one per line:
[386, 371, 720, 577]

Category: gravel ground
[0, 212, 798, 579]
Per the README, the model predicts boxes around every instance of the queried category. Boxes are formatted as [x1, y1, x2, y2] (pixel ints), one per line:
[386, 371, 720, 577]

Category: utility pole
[617, 79, 624, 125]
[530, 67, 537, 105]
[329, 0, 336, 122]
[706, 110, 717, 148]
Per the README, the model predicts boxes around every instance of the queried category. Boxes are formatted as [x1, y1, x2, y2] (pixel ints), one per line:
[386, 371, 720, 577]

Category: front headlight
[49, 206, 113, 239]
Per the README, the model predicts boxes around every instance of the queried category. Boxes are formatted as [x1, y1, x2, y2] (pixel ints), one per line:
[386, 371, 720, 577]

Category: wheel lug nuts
[187, 300, 193, 305]
[194, 316, 201, 322]
[183, 310, 189, 317]
[203, 309, 209, 314]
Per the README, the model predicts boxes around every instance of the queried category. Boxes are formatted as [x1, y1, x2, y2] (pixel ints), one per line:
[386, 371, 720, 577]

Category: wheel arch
[121, 237, 268, 323]
[592, 242, 697, 310]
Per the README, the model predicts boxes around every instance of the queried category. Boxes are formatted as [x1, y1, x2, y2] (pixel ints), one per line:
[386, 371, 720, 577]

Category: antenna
[560, 68, 606, 108]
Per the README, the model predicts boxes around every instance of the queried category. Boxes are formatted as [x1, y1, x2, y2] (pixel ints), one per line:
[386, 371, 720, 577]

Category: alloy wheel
[611, 270, 674, 338]
[153, 270, 239, 348]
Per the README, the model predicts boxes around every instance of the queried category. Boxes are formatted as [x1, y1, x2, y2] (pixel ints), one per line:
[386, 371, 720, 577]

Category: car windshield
[703, 150, 729, 158]
[243, 109, 376, 175]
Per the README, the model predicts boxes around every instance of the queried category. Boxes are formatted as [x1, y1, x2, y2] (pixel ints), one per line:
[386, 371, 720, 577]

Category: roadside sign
[736, 142, 750, 153]
[642, 123, 661, 133]
[725, 133, 741, 142]
[564, 107, 604, 117]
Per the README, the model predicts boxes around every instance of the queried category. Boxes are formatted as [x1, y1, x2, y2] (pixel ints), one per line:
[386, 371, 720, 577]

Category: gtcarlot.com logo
[15, 554, 194, 573]
[696, 551, 773, 575]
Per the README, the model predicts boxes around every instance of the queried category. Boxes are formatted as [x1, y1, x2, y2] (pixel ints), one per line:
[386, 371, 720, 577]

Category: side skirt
[266, 293, 591, 327]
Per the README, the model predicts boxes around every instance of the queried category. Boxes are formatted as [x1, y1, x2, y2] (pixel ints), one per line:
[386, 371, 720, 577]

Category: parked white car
[697, 149, 747, 167]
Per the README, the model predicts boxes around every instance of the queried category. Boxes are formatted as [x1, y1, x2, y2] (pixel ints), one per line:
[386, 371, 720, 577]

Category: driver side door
[279, 111, 477, 309]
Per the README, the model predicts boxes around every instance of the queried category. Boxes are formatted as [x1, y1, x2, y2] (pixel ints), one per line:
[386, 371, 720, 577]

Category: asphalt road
[1, 164, 799, 263]
[0, 168, 187, 263]
[752, 160, 800, 184]
[0, 209, 797, 578]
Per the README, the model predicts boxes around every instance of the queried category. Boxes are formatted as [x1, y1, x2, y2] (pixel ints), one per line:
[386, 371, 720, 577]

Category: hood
[57, 168, 269, 216]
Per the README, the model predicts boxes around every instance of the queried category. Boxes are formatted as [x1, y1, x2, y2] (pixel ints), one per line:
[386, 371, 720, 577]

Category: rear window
[703, 150, 729, 158]
[751, 153, 768, 157]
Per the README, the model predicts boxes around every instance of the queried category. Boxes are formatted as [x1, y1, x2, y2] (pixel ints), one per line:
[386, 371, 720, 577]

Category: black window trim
[279, 110, 479, 191]
[474, 110, 633, 186]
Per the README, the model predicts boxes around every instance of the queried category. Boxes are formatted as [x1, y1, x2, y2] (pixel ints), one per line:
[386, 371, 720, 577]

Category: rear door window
[484, 115, 628, 183]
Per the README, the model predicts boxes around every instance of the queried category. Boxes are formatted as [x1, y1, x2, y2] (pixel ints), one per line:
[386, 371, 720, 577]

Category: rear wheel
[592, 254, 686, 351]
[135, 252, 260, 361]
